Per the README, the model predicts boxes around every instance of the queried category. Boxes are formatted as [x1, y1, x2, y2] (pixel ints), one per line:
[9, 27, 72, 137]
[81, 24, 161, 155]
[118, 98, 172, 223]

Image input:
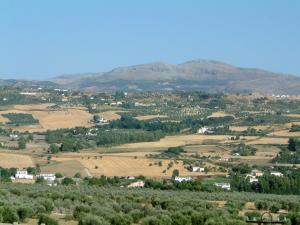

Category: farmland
[2, 88, 300, 223]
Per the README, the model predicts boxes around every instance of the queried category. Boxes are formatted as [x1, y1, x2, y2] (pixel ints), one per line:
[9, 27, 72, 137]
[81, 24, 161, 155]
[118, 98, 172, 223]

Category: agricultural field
[0, 104, 93, 132]
[1, 89, 300, 224]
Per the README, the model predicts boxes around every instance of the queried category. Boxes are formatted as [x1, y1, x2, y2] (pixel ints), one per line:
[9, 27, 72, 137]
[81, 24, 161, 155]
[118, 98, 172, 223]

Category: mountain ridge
[50, 59, 300, 94]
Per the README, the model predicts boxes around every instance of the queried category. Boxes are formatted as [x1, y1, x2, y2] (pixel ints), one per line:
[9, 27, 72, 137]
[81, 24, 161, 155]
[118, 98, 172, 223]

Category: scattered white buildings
[15, 170, 33, 180]
[174, 176, 192, 182]
[20, 92, 37, 96]
[214, 183, 231, 190]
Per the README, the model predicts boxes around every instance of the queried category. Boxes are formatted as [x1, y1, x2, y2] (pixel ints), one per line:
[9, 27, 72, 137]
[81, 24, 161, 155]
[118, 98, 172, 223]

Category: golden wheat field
[52, 154, 224, 178]
[0, 104, 93, 132]
[0, 152, 34, 168]
[116, 134, 258, 149]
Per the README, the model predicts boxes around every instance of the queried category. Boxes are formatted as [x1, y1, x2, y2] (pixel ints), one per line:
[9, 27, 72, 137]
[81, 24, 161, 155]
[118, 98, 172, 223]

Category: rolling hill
[51, 60, 300, 94]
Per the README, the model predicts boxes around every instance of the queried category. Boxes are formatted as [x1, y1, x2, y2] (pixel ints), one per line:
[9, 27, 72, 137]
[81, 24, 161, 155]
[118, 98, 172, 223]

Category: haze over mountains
[2, 59, 300, 94]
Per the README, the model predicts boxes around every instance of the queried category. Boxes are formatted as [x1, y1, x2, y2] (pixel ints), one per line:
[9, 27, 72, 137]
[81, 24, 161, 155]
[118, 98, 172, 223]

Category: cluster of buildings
[246, 170, 283, 183]
[12, 170, 56, 186]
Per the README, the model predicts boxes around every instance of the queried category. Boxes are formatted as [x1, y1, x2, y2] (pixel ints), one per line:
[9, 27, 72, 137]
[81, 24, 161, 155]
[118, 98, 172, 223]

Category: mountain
[0, 79, 58, 89]
[51, 60, 300, 94]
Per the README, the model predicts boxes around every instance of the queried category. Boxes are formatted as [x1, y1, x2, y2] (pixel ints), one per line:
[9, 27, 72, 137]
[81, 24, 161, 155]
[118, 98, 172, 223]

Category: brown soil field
[98, 110, 122, 120]
[134, 115, 168, 120]
[0, 152, 34, 168]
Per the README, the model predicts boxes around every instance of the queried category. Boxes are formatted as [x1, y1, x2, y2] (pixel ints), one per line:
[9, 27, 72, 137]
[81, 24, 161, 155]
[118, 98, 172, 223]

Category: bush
[38, 214, 58, 225]
[141, 216, 161, 225]
[79, 214, 110, 225]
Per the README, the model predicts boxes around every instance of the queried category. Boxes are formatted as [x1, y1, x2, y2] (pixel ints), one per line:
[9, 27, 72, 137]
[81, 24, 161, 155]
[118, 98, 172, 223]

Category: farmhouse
[37, 173, 56, 182]
[15, 170, 33, 180]
[246, 175, 259, 183]
[214, 183, 231, 190]
[271, 171, 283, 177]
[197, 127, 209, 134]
[192, 167, 205, 172]
[174, 176, 192, 182]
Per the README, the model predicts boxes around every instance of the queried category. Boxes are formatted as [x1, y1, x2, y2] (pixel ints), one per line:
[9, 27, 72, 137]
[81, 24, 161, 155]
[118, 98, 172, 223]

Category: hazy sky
[1, 0, 300, 80]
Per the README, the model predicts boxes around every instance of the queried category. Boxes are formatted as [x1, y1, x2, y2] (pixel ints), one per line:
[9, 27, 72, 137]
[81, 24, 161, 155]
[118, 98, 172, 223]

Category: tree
[38, 214, 58, 225]
[62, 177, 76, 186]
[74, 172, 82, 178]
[18, 137, 26, 149]
[288, 138, 297, 152]
[79, 214, 109, 225]
[48, 144, 59, 154]
[172, 169, 179, 179]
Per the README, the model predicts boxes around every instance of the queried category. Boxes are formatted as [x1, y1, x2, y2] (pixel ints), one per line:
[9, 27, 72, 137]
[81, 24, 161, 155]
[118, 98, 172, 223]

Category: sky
[0, 0, 300, 80]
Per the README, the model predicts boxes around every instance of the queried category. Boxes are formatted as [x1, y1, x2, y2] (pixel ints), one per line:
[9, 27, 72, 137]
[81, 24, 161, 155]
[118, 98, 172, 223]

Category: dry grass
[0, 104, 93, 132]
[98, 111, 122, 120]
[230, 125, 272, 132]
[41, 159, 90, 177]
[270, 130, 300, 137]
[247, 137, 288, 145]
[116, 134, 257, 149]
[13, 103, 54, 111]
[0, 152, 34, 168]
[0, 115, 9, 123]
[284, 113, 300, 118]
[24, 213, 77, 225]
[53, 153, 225, 178]
[135, 115, 168, 121]
[208, 111, 234, 118]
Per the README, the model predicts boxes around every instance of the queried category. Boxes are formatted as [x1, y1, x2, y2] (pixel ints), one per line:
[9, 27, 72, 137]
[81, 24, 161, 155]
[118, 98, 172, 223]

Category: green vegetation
[232, 142, 257, 156]
[2, 113, 39, 126]
[0, 183, 297, 224]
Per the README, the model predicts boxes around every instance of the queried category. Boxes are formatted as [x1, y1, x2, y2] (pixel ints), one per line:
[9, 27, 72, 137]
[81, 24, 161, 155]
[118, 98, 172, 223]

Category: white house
[197, 127, 209, 134]
[192, 167, 205, 172]
[15, 170, 34, 179]
[214, 183, 231, 190]
[37, 174, 56, 182]
[174, 176, 192, 182]
[271, 171, 283, 177]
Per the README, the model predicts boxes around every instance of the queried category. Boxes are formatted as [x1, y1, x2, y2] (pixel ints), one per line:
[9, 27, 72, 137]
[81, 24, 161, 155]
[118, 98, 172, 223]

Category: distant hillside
[51, 60, 300, 94]
[0, 79, 58, 89]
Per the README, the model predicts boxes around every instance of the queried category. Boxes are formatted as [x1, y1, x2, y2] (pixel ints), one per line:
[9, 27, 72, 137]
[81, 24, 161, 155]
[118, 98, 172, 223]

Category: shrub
[78, 214, 110, 225]
[38, 214, 58, 225]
